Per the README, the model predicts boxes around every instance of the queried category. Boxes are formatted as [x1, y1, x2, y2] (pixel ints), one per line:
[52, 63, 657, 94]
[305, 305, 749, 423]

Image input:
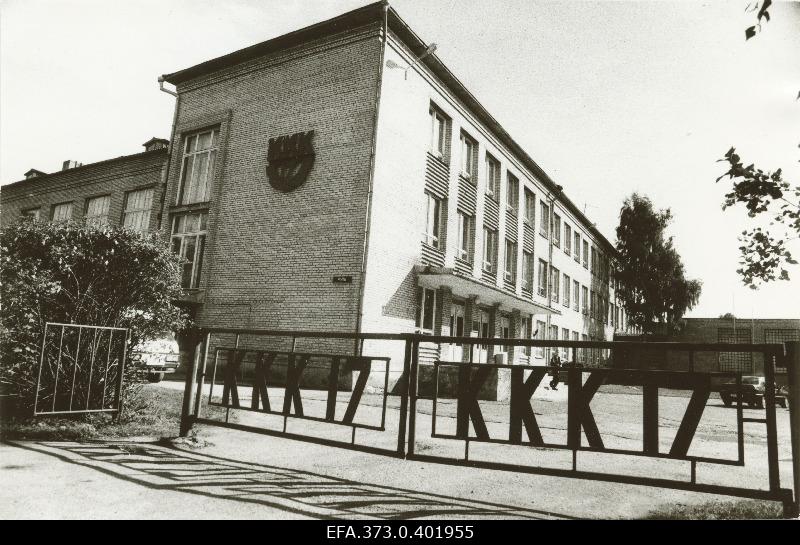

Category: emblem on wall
[266, 130, 315, 192]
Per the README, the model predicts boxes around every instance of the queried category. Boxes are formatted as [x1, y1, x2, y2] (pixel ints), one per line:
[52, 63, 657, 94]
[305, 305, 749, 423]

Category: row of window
[21, 188, 155, 232]
[417, 288, 628, 359]
[428, 103, 614, 291]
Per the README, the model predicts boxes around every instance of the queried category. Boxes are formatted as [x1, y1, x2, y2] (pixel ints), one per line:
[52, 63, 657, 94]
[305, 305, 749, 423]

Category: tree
[615, 193, 702, 333]
[744, 0, 772, 41]
[717, 1, 800, 288]
[716, 148, 799, 288]
[719, 312, 736, 320]
[0, 220, 188, 415]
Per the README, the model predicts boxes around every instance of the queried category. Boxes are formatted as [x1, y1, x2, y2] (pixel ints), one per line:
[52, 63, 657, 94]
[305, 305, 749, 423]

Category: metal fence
[179, 329, 800, 517]
[34, 322, 129, 416]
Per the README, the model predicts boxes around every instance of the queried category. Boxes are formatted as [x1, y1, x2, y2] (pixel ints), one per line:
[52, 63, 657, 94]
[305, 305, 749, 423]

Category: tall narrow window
[535, 320, 546, 358]
[524, 189, 535, 225]
[456, 211, 473, 262]
[590, 290, 597, 319]
[582, 240, 589, 269]
[591, 246, 597, 276]
[85, 195, 111, 227]
[482, 228, 497, 273]
[123, 188, 154, 232]
[485, 154, 500, 199]
[537, 259, 548, 297]
[171, 211, 207, 289]
[561, 328, 570, 360]
[573, 280, 580, 312]
[564, 224, 572, 255]
[430, 106, 447, 157]
[52, 202, 73, 222]
[582, 285, 589, 315]
[552, 213, 561, 247]
[422, 192, 443, 249]
[504, 239, 517, 282]
[563, 273, 571, 308]
[574, 232, 581, 263]
[522, 251, 534, 292]
[506, 173, 519, 214]
[460, 132, 476, 180]
[178, 128, 219, 205]
[539, 201, 550, 238]
[551, 266, 560, 303]
[416, 287, 437, 333]
[501, 315, 511, 353]
[521, 316, 532, 356]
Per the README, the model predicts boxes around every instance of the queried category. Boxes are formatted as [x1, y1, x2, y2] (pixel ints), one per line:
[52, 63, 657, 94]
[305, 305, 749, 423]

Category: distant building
[615, 317, 800, 383]
[1, 139, 168, 232]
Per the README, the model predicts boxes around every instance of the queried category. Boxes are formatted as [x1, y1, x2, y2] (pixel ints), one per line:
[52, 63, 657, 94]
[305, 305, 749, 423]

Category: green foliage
[716, 147, 800, 288]
[744, 0, 772, 41]
[615, 194, 702, 333]
[0, 220, 188, 414]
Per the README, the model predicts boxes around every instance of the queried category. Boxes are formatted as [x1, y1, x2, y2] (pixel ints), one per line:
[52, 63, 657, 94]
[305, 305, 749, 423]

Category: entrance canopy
[416, 266, 559, 316]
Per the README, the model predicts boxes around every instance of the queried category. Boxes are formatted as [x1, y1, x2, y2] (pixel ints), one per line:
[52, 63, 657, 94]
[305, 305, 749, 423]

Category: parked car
[130, 335, 180, 383]
[718, 376, 788, 409]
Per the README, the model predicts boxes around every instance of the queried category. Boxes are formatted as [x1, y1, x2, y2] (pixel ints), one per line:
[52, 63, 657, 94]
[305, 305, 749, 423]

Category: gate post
[178, 327, 204, 437]
[786, 341, 800, 518]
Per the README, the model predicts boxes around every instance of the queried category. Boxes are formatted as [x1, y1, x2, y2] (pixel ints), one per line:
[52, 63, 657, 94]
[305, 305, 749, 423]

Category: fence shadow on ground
[7, 440, 574, 520]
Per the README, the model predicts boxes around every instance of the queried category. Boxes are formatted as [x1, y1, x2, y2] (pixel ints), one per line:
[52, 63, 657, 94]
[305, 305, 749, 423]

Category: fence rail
[178, 328, 799, 518]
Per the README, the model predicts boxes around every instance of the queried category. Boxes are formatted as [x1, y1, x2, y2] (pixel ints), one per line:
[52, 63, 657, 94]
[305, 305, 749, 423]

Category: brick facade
[1, 148, 167, 230]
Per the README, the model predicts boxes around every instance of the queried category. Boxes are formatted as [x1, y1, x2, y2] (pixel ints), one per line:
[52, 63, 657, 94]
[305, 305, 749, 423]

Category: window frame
[504, 239, 517, 282]
[485, 154, 501, 200]
[564, 224, 572, 255]
[51, 202, 73, 223]
[170, 211, 208, 290]
[482, 227, 498, 273]
[551, 265, 560, 304]
[552, 213, 561, 247]
[582, 240, 589, 269]
[176, 127, 219, 206]
[422, 192, 444, 250]
[505, 172, 519, 215]
[84, 194, 111, 227]
[416, 287, 438, 334]
[123, 186, 155, 232]
[563, 273, 571, 308]
[522, 251, 534, 293]
[539, 201, 550, 238]
[460, 132, 476, 181]
[524, 189, 535, 226]
[537, 259, 548, 297]
[456, 211, 473, 263]
[429, 105, 448, 158]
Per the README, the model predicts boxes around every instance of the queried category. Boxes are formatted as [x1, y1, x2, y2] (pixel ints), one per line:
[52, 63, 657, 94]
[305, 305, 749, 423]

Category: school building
[2, 2, 638, 395]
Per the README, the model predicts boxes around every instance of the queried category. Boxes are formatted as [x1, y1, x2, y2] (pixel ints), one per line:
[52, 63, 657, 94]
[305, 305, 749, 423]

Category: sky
[1, 0, 798, 318]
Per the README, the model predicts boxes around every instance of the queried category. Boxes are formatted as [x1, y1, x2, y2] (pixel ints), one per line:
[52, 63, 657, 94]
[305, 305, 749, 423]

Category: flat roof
[162, 0, 617, 255]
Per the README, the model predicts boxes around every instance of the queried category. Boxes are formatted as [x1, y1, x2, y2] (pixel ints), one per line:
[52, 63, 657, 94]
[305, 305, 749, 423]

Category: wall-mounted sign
[332, 275, 353, 284]
[266, 130, 315, 192]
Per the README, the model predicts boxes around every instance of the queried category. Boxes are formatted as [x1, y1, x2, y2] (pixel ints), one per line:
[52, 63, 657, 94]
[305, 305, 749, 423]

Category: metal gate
[179, 330, 800, 517]
[34, 322, 129, 416]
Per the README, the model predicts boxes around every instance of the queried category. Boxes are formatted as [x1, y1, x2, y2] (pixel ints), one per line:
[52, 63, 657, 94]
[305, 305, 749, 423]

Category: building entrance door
[446, 302, 466, 362]
[471, 308, 490, 363]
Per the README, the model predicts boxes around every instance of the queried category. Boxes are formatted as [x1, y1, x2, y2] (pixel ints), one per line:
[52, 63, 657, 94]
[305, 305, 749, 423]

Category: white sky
[2, 0, 798, 319]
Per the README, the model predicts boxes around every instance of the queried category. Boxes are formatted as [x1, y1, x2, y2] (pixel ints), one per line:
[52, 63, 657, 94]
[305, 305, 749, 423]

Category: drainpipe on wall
[354, 2, 389, 356]
[157, 76, 180, 234]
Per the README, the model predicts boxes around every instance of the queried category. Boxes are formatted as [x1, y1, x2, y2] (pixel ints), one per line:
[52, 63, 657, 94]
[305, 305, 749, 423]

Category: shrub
[0, 220, 188, 416]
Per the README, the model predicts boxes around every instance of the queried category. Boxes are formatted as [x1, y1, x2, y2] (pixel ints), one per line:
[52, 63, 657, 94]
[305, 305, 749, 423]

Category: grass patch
[0, 383, 190, 442]
[643, 500, 783, 520]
